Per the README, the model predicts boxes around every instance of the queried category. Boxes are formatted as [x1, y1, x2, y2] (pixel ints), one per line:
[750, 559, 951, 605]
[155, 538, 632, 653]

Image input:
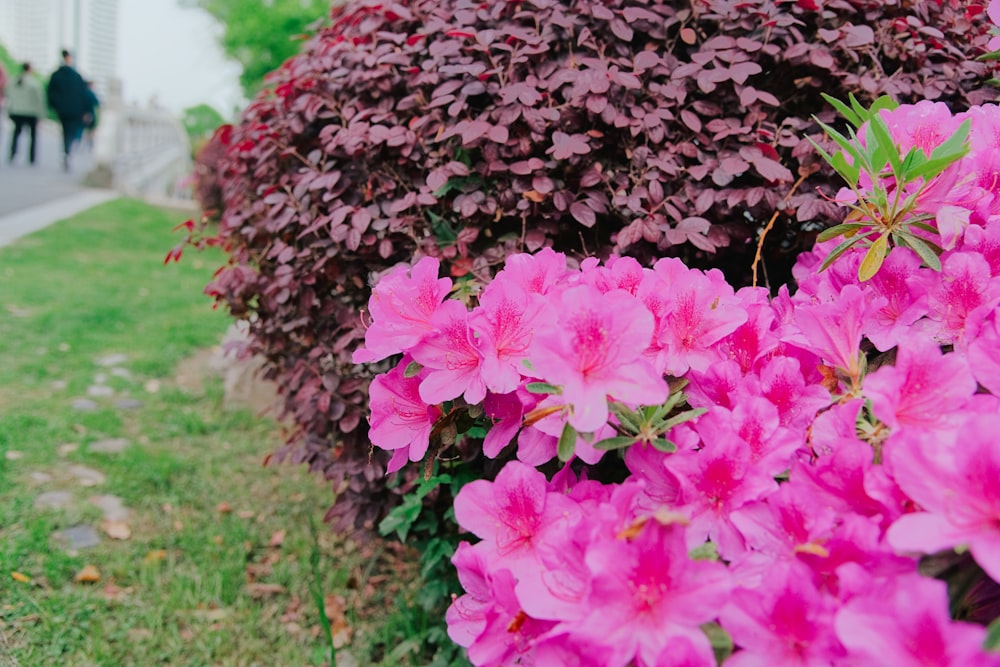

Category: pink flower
[654, 262, 748, 375]
[481, 390, 528, 458]
[835, 573, 998, 667]
[570, 522, 731, 667]
[863, 336, 976, 434]
[409, 299, 486, 404]
[529, 285, 667, 433]
[928, 251, 999, 343]
[367, 357, 443, 463]
[497, 248, 567, 296]
[470, 277, 548, 394]
[453, 461, 581, 575]
[666, 434, 778, 558]
[721, 570, 845, 667]
[967, 307, 1000, 395]
[789, 284, 870, 381]
[863, 248, 932, 351]
[353, 257, 452, 363]
[447, 543, 557, 666]
[887, 415, 1000, 583]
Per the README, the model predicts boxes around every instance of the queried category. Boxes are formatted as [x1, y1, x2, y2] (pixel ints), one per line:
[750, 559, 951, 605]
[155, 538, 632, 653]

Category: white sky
[117, 0, 246, 117]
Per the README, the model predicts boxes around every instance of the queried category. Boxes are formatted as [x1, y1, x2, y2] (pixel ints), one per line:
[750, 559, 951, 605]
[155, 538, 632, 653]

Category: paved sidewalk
[0, 118, 118, 248]
[0, 189, 120, 248]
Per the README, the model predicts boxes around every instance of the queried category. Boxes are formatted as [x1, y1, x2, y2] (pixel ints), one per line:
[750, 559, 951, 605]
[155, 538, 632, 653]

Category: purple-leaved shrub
[191, 0, 997, 530]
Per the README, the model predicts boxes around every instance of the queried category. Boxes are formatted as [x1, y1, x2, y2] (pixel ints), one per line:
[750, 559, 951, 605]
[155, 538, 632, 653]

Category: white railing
[91, 104, 193, 202]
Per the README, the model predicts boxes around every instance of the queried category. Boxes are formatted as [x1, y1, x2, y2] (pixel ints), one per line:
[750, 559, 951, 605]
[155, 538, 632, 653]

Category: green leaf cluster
[810, 94, 970, 281]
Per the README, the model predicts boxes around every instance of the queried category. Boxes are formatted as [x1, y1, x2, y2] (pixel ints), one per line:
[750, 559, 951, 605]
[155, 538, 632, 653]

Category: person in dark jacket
[46, 49, 88, 170]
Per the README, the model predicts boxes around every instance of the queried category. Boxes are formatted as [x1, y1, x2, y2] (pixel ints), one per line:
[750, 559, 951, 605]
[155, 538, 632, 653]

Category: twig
[751, 171, 810, 288]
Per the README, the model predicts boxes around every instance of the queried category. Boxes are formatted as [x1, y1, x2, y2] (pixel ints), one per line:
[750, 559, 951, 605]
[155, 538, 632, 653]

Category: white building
[0, 0, 119, 96]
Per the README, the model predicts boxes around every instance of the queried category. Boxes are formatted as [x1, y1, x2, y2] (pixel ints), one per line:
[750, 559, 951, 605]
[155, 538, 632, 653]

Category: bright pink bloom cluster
[355, 101, 1000, 665]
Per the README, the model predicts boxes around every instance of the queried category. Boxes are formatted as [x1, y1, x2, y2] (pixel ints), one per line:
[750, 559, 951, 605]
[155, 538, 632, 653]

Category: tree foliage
[180, 0, 329, 96]
[181, 103, 226, 143]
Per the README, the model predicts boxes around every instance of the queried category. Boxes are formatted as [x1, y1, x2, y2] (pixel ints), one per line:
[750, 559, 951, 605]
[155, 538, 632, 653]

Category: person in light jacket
[7, 63, 47, 165]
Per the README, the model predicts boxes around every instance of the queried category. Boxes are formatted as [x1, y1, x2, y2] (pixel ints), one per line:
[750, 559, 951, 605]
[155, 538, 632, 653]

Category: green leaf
[819, 234, 867, 272]
[650, 438, 677, 453]
[814, 119, 870, 173]
[403, 360, 423, 378]
[830, 151, 861, 184]
[848, 93, 870, 125]
[658, 407, 708, 432]
[426, 211, 458, 245]
[858, 233, 889, 281]
[929, 119, 971, 163]
[976, 51, 1000, 61]
[816, 222, 868, 244]
[985, 617, 1000, 652]
[557, 422, 577, 462]
[701, 622, 734, 665]
[894, 232, 942, 271]
[820, 93, 862, 129]
[609, 403, 642, 431]
[525, 382, 560, 395]
[867, 113, 902, 177]
[689, 542, 720, 561]
[593, 436, 639, 451]
[869, 94, 899, 115]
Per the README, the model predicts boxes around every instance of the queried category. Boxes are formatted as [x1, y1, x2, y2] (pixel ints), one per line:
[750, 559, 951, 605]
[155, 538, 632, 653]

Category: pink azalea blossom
[529, 285, 667, 432]
[789, 284, 871, 382]
[887, 415, 1000, 583]
[927, 251, 999, 343]
[570, 522, 731, 667]
[353, 257, 451, 363]
[666, 434, 779, 558]
[654, 263, 748, 375]
[470, 277, 548, 394]
[863, 335, 976, 434]
[721, 569, 845, 667]
[367, 357, 443, 463]
[497, 248, 567, 296]
[967, 307, 1000, 395]
[453, 461, 581, 575]
[835, 573, 998, 667]
[410, 299, 486, 404]
[863, 248, 933, 351]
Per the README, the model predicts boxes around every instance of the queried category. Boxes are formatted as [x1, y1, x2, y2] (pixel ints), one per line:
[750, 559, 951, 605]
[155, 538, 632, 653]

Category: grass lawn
[0, 199, 419, 666]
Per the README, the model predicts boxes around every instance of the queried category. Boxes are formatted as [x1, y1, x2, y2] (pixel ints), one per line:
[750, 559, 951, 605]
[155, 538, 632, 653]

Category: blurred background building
[0, 0, 119, 98]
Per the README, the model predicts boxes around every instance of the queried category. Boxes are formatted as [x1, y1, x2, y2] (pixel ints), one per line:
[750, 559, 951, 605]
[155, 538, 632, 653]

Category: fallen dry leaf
[237, 510, 255, 519]
[245, 562, 273, 582]
[173, 520, 184, 531]
[11, 572, 30, 583]
[143, 549, 168, 564]
[246, 583, 286, 599]
[212, 535, 223, 545]
[101, 519, 131, 540]
[268, 530, 286, 548]
[74, 564, 101, 584]
[522, 189, 545, 202]
[102, 583, 132, 602]
[216, 501, 233, 514]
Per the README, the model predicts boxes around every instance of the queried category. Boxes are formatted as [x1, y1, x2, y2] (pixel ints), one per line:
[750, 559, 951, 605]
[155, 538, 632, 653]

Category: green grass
[0, 199, 417, 666]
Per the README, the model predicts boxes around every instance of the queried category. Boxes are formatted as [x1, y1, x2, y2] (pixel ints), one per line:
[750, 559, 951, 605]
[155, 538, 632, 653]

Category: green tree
[182, 103, 226, 143]
[179, 0, 330, 97]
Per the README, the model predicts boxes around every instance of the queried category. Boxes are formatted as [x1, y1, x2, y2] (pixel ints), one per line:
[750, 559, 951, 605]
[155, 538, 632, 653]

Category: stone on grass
[30, 471, 53, 484]
[89, 438, 130, 454]
[113, 398, 144, 410]
[68, 464, 105, 486]
[87, 385, 114, 398]
[53, 525, 100, 551]
[5, 450, 24, 460]
[71, 398, 99, 411]
[95, 353, 128, 367]
[89, 494, 130, 521]
[57, 443, 79, 457]
[110, 367, 132, 379]
[35, 490, 74, 509]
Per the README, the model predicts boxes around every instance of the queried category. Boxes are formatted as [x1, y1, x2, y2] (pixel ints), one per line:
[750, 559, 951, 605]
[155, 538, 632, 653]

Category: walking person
[0, 63, 7, 151]
[46, 49, 88, 171]
[82, 80, 100, 151]
[7, 63, 47, 166]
